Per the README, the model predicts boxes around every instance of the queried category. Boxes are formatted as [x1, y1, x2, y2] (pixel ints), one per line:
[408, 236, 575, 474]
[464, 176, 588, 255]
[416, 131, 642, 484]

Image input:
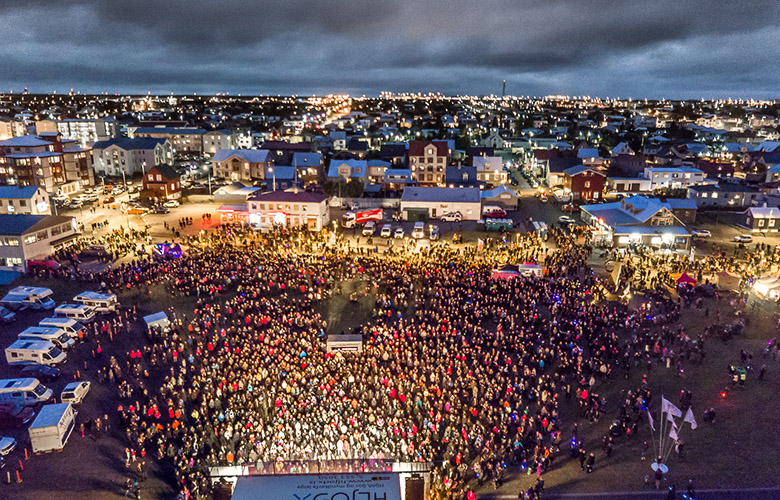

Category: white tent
[143, 311, 170, 329]
[753, 276, 780, 300]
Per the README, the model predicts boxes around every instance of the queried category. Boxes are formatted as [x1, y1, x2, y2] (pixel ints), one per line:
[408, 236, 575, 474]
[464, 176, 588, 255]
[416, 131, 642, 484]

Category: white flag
[683, 407, 697, 430]
[661, 397, 682, 418]
[669, 426, 678, 441]
[667, 411, 677, 425]
[647, 411, 655, 431]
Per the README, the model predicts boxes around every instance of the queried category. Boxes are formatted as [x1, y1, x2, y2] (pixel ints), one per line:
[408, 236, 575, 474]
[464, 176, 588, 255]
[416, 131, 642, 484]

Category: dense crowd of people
[37, 221, 770, 499]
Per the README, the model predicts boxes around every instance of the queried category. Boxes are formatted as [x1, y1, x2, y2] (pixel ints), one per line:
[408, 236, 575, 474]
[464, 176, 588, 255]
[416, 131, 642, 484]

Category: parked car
[151, 206, 170, 214]
[0, 437, 16, 456]
[127, 207, 147, 215]
[558, 215, 575, 225]
[350, 202, 360, 211]
[440, 211, 463, 222]
[484, 209, 507, 219]
[380, 224, 392, 238]
[412, 222, 425, 239]
[79, 244, 110, 259]
[691, 229, 712, 238]
[20, 364, 62, 383]
[362, 221, 376, 236]
[0, 306, 16, 324]
[561, 203, 579, 213]
[60, 381, 91, 404]
[0, 405, 36, 428]
[733, 234, 753, 243]
[103, 196, 115, 204]
[394, 227, 405, 239]
[69, 200, 83, 209]
[163, 200, 180, 208]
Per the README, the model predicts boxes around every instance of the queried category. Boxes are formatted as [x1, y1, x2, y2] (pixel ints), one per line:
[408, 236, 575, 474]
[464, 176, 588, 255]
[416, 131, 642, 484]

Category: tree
[345, 179, 364, 198]
[322, 180, 340, 197]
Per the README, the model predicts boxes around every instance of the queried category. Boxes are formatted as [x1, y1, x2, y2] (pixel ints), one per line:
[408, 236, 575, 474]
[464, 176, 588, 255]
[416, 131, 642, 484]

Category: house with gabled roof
[212, 149, 272, 183]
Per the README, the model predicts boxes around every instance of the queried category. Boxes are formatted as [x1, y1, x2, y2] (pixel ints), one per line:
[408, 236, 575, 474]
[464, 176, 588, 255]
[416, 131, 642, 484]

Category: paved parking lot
[0, 285, 176, 499]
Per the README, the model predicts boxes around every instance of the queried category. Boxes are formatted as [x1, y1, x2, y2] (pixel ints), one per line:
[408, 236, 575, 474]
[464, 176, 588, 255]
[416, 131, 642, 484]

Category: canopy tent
[518, 263, 543, 277]
[671, 272, 697, 286]
[491, 264, 520, 280]
[143, 312, 170, 329]
[716, 271, 740, 291]
[153, 243, 183, 259]
[753, 276, 780, 300]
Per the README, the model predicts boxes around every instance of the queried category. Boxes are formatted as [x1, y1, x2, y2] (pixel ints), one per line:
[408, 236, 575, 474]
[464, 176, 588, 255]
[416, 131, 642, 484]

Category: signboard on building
[232, 473, 402, 500]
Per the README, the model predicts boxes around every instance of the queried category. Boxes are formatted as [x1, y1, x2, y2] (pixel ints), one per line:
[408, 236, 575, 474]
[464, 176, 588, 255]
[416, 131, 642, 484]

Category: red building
[142, 164, 181, 200]
[563, 165, 606, 201]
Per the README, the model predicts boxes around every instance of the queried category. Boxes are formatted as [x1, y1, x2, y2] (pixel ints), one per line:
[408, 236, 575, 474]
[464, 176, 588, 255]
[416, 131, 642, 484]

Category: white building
[212, 149, 272, 182]
[473, 156, 508, 186]
[203, 130, 237, 156]
[91, 138, 172, 176]
[247, 188, 329, 231]
[400, 187, 482, 221]
[37, 118, 118, 143]
[0, 186, 51, 215]
[643, 167, 705, 190]
[0, 214, 78, 271]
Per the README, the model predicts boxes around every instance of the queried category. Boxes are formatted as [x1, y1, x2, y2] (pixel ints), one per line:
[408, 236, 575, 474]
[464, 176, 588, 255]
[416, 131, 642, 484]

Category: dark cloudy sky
[2, 0, 778, 99]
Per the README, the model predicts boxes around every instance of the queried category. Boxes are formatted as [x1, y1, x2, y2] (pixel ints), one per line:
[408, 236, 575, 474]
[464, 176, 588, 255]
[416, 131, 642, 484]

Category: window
[711, 193, 718, 199]
[36, 230, 48, 241]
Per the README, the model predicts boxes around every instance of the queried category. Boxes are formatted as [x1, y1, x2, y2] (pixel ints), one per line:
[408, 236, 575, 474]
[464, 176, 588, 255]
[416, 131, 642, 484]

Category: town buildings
[0, 214, 77, 272]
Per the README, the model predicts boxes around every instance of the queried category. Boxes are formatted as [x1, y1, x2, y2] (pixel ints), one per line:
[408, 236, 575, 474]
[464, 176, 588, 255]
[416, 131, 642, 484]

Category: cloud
[0, 0, 778, 98]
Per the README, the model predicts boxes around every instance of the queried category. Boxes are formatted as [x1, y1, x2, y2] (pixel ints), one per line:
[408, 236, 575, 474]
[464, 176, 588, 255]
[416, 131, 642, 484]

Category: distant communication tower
[502, 80, 506, 98]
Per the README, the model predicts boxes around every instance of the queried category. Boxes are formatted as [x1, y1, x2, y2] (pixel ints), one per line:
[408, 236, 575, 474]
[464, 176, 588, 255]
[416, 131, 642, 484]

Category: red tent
[672, 272, 697, 286]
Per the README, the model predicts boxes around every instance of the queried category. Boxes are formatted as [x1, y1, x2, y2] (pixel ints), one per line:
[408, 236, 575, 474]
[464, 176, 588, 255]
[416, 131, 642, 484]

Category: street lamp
[204, 165, 212, 197]
[268, 167, 276, 191]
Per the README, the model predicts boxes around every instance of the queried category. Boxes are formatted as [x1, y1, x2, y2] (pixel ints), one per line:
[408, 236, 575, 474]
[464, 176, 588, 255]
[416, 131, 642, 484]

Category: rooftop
[401, 186, 480, 204]
[0, 186, 42, 199]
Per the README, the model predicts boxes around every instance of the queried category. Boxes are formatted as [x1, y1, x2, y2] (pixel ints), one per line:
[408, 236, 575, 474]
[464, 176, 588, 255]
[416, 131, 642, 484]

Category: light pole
[269, 167, 276, 191]
[204, 165, 212, 197]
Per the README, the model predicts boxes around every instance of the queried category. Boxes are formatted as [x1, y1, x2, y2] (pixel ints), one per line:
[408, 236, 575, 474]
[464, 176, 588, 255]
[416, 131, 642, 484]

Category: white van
[412, 222, 425, 239]
[18, 326, 75, 350]
[5, 340, 67, 367]
[362, 221, 376, 236]
[482, 205, 503, 215]
[54, 304, 96, 323]
[73, 291, 119, 314]
[0, 378, 53, 407]
[39, 317, 86, 340]
[0, 287, 56, 311]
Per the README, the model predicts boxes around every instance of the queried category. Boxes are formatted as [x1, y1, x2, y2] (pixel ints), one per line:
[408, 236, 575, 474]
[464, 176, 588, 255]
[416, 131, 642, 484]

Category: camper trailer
[54, 304, 96, 323]
[38, 317, 86, 339]
[0, 378, 54, 407]
[18, 326, 75, 350]
[73, 291, 119, 314]
[5, 339, 67, 366]
[0, 287, 56, 311]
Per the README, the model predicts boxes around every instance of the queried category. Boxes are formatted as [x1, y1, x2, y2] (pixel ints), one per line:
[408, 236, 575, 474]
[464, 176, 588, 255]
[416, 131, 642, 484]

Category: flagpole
[658, 395, 665, 463]
[648, 409, 658, 460]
